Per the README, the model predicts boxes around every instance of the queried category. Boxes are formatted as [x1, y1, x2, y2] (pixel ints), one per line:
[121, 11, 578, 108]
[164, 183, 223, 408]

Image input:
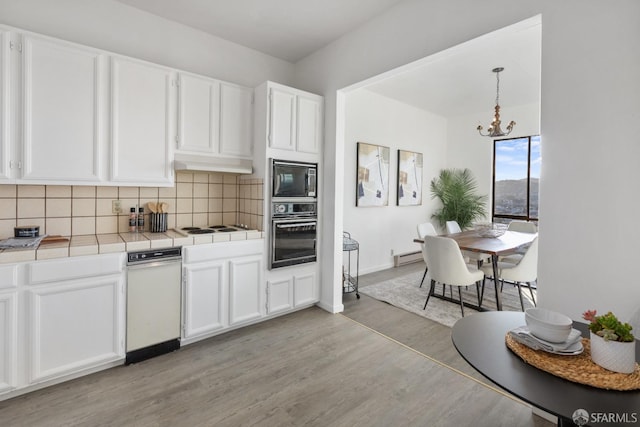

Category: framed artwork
[356, 142, 390, 207]
[397, 150, 423, 206]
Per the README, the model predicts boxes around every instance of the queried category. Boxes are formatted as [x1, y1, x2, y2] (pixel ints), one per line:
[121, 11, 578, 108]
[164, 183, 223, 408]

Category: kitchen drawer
[26, 253, 125, 285]
[183, 240, 263, 264]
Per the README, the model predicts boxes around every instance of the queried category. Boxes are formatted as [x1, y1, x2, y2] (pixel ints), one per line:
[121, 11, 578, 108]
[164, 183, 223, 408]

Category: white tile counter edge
[0, 231, 265, 263]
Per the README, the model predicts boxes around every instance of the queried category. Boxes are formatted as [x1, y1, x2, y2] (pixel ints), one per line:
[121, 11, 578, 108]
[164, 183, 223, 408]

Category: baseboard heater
[393, 251, 422, 267]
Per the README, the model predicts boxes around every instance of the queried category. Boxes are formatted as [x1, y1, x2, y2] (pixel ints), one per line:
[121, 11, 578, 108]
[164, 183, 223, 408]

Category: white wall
[344, 89, 447, 274]
[447, 102, 541, 207]
[296, 0, 640, 322]
[0, 0, 293, 87]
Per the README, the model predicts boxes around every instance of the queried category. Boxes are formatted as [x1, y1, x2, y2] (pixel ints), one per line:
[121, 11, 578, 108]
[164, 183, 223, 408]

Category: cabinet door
[268, 87, 295, 151]
[220, 83, 253, 158]
[0, 292, 17, 393]
[296, 95, 322, 154]
[229, 255, 263, 325]
[27, 276, 124, 384]
[178, 73, 219, 154]
[183, 260, 227, 339]
[294, 273, 318, 307]
[267, 278, 293, 314]
[111, 56, 174, 185]
[0, 29, 9, 181]
[21, 35, 106, 182]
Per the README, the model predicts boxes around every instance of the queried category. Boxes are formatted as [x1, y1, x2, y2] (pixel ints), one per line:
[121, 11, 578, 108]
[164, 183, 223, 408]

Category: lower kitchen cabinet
[293, 273, 318, 307]
[266, 277, 293, 314]
[24, 253, 125, 385]
[228, 255, 263, 325]
[0, 291, 18, 394]
[182, 240, 264, 344]
[0, 263, 20, 394]
[26, 276, 124, 384]
[183, 259, 227, 339]
[266, 269, 318, 316]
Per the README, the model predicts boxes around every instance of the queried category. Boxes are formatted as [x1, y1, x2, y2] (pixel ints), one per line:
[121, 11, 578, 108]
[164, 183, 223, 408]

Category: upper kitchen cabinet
[20, 34, 108, 183]
[177, 72, 220, 154]
[256, 82, 323, 155]
[219, 83, 253, 158]
[177, 73, 252, 159]
[0, 28, 9, 181]
[110, 56, 175, 186]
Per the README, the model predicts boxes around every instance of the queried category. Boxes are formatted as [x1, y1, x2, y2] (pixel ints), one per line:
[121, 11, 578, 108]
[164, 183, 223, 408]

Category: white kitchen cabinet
[266, 269, 318, 314]
[20, 34, 107, 183]
[183, 259, 227, 339]
[182, 240, 264, 344]
[266, 83, 323, 154]
[25, 253, 125, 384]
[266, 277, 293, 314]
[293, 273, 318, 307]
[228, 254, 263, 325]
[177, 72, 220, 154]
[110, 56, 174, 186]
[177, 73, 252, 159]
[219, 83, 253, 158]
[0, 291, 17, 394]
[0, 28, 10, 181]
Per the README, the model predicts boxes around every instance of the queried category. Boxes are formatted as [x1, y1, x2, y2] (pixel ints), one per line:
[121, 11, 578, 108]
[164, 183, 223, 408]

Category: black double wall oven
[270, 159, 318, 269]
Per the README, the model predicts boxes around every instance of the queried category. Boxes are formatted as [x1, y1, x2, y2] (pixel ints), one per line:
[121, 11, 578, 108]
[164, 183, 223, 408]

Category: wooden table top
[414, 230, 536, 256]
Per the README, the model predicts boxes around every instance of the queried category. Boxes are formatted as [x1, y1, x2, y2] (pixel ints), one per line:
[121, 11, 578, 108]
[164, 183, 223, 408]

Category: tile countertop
[0, 230, 264, 264]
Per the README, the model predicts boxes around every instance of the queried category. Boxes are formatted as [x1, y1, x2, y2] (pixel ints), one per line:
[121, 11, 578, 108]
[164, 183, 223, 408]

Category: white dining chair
[445, 220, 491, 266]
[423, 235, 485, 316]
[416, 222, 437, 288]
[482, 236, 538, 311]
[499, 220, 538, 264]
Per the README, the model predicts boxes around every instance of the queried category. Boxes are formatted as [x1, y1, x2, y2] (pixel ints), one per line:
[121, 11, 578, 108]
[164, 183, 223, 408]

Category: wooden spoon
[160, 202, 168, 213]
[147, 202, 157, 213]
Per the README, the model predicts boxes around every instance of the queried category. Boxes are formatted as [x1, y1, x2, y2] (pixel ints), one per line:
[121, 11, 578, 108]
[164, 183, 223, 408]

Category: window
[492, 135, 540, 223]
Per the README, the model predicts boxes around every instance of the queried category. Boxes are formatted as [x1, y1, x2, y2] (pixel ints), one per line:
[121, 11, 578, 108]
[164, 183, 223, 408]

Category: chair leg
[419, 265, 428, 288]
[424, 279, 436, 310]
[527, 282, 537, 306]
[516, 282, 525, 311]
[476, 280, 485, 307]
[458, 287, 465, 317]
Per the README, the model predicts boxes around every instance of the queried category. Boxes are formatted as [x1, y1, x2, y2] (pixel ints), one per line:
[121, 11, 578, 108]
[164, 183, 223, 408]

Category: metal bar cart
[343, 231, 360, 299]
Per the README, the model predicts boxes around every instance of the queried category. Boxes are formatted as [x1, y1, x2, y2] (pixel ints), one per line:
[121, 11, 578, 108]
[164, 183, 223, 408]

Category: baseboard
[393, 251, 422, 267]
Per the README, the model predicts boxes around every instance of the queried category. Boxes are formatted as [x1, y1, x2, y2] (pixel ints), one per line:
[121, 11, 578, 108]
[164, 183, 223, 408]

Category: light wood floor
[0, 263, 552, 426]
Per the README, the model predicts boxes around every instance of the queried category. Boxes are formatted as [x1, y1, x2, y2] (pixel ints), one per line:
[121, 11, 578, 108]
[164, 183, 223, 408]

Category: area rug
[359, 270, 536, 328]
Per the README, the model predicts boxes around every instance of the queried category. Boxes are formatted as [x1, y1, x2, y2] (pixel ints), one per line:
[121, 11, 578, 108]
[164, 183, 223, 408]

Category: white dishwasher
[126, 247, 182, 364]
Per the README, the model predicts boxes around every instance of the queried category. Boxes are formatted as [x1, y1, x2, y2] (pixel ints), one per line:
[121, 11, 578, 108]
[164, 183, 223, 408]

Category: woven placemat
[505, 334, 640, 391]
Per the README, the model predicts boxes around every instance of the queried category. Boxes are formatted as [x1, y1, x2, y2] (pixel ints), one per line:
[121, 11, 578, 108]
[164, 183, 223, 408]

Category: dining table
[452, 312, 640, 426]
[414, 228, 537, 311]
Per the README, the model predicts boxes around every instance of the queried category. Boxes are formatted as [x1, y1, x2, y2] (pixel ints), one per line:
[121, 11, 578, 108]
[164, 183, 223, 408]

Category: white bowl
[525, 308, 572, 343]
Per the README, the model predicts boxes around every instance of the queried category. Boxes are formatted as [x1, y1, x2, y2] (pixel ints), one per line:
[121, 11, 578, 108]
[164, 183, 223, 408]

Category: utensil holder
[150, 213, 168, 232]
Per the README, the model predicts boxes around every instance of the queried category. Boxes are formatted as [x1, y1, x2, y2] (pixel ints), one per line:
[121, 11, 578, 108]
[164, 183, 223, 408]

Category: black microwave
[272, 159, 317, 199]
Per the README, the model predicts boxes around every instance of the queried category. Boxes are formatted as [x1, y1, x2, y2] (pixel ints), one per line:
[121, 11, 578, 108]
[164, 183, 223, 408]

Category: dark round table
[451, 312, 640, 426]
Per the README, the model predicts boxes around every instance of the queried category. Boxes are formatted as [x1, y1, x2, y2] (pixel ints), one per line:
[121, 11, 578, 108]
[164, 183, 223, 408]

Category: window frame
[492, 135, 540, 223]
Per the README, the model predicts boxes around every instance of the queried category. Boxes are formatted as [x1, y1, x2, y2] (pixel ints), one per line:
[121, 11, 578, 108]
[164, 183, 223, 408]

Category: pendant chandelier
[477, 67, 515, 137]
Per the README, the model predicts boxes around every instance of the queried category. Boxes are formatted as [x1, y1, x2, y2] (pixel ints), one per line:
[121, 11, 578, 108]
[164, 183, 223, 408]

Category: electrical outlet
[112, 200, 123, 214]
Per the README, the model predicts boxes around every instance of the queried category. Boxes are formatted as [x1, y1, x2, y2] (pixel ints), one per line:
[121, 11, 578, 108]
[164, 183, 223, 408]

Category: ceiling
[363, 20, 541, 117]
[115, 0, 406, 63]
[114, 0, 541, 117]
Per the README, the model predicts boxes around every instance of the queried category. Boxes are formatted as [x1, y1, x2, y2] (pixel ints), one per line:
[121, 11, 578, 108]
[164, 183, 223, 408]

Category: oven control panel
[272, 202, 317, 217]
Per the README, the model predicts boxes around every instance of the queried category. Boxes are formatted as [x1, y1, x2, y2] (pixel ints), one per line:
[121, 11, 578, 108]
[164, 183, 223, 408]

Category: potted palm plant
[430, 168, 488, 230]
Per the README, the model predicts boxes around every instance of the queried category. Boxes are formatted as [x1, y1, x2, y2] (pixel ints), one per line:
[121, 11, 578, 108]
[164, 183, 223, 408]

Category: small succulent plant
[583, 310, 635, 342]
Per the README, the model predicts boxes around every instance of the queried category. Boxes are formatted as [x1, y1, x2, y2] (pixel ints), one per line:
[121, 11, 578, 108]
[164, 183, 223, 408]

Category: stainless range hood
[173, 153, 253, 174]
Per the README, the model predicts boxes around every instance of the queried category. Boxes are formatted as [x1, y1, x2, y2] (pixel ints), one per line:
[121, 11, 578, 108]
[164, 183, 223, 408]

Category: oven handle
[276, 222, 317, 228]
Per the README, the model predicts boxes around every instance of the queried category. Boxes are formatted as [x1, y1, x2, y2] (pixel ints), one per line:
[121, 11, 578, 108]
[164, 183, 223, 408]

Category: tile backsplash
[0, 171, 264, 238]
